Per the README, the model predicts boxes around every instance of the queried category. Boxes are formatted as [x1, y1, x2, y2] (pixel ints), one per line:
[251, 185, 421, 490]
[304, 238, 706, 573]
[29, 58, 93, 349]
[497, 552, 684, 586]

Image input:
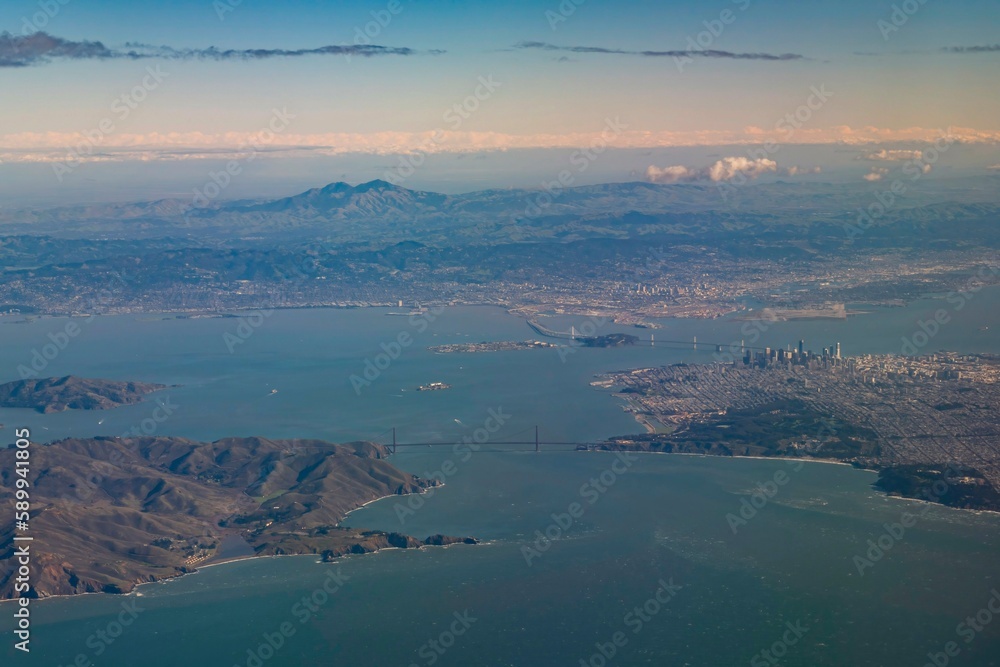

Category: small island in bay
[429, 340, 558, 353]
[579, 333, 639, 347]
[0, 436, 477, 599]
[417, 382, 452, 391]
[0, 375, 168, 413]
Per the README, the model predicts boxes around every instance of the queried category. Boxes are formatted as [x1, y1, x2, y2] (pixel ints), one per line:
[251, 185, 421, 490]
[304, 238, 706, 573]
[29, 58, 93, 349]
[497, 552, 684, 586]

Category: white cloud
[0, 125, 994, 165]
[646, 157, 779, 184]
[645, 165, 700, 183]
[707, 157, 777, 181]
[785, 166, 821, 176]
[863, 167, 890, 181]
[862, 149, 924, 161]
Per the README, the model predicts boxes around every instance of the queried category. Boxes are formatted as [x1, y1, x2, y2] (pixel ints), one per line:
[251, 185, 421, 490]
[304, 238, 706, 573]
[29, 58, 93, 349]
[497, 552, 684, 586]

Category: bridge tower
[392, 427, 396, 454]
[535, 426, 539, 453]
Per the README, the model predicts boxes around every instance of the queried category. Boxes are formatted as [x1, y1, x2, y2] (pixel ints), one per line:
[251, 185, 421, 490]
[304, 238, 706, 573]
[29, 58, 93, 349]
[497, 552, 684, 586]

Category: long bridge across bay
[526, 319, 772, 353]
[370, 426, 610, 454]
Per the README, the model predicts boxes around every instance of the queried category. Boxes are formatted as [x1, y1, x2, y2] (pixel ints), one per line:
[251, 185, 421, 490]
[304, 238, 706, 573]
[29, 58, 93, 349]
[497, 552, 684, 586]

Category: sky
[0, 0, 998, 203]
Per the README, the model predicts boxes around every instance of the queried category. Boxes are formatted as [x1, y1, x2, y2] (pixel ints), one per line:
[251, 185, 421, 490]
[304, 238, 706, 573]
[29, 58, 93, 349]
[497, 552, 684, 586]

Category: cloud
[0, 32, 114, 67]
[941, 44, 1000, 54]
[645, 165, 701, 183]
[859, 44, 1000, 57]
[863, 167, 889, 181]
[785, 166, 821, 176]
[0, 31, 439, 67]
[708, 157, 778, 181]
[862, 148, 924, 161]
[514, 41, 805, 62]
[989, 164, 1000, 171]
[646, 157, 778, 184]
[0, 126, 994, 165]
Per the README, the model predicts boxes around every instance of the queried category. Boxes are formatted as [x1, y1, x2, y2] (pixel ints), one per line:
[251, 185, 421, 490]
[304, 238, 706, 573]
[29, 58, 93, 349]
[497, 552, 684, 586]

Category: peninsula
[0, 436, 476, 599]
[588, 351, 1000, 511]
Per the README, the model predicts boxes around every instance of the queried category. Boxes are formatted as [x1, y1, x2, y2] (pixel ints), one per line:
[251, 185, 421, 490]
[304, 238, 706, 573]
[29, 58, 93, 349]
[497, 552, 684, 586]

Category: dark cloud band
[941, 44, 1000, 54]
[514, 40, 805, 62]
[0, 31, 441, 67]
[857, 44, 1000, 57]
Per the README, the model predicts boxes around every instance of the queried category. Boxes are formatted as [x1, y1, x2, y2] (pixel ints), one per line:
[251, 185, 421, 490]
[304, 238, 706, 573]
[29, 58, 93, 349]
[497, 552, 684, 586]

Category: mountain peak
[355, 179, 400, 192]
[314, 180, 403, 196]
[318, 181, 353, 194]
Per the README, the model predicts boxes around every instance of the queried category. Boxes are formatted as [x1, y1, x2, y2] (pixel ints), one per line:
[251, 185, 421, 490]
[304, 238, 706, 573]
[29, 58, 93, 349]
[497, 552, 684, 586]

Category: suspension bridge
[366, 425, 612, 454]
[527, 318, 772, 353]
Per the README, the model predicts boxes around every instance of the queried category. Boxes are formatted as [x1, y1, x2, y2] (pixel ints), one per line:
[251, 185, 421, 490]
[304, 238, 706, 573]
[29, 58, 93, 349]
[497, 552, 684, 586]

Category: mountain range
[3, 178, 998, 247]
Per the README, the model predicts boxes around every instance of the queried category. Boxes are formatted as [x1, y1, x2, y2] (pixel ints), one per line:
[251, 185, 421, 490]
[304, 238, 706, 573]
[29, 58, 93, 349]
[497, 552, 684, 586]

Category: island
[586, 351, 1000, 511]
[429, 340, 558, 353]
[417, 382, 451, 391]
[0, 376, 168, 413]
[0, 436, 477, 599]
[579, 333, 639, 347]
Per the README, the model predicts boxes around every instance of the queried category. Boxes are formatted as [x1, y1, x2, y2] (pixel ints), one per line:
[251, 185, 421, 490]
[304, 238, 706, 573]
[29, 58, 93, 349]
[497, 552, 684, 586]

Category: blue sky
[0, 0, 998, 202]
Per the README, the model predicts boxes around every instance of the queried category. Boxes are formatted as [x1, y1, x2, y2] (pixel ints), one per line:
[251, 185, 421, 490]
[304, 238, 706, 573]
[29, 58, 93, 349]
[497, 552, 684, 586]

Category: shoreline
[0, 538, 487, 606]
[877, 489, 1000, 516]
[578, 446, 1000, 513]
[3, 447, 993, 605]
[8, 284, 1000, 323]
[0, 485, 453, 605]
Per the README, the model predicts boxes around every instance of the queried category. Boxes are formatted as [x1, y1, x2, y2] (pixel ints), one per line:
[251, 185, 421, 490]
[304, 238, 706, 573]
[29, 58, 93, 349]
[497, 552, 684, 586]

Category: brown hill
[0, 436, 472, 598]
[0, 376, 166, 413]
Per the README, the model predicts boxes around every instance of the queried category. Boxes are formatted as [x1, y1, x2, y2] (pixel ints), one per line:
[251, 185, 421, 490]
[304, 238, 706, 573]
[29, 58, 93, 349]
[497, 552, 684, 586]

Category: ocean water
[1, 291, 999, 666]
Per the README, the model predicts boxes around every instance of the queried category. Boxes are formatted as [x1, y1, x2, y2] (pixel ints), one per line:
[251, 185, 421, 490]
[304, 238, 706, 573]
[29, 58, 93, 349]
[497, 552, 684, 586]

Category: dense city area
[598, 352, 1000, 495]
[1, 237, 996, 321]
